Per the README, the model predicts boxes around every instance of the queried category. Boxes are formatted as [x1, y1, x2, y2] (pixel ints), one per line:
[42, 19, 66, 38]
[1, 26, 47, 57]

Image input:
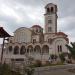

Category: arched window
[57, 45, 59, 52]
[51, 7, 54, 13]
[57, 45, 62, 52]
[33, 39, 36, 43]
[9, 46, 12, 52]
[20, 46, 26, 54]
[14, 46, 19, 54]
[34, 45, 41, 53]
[60, 45, 62, 52]
[47, 8, 50, 13]
[27, 45, 33, 53]
[42, 45, 49, 54]
[36, 28, 38, 33]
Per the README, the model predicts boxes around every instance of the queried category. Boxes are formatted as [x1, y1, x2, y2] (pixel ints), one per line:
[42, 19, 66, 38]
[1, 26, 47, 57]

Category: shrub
[44, 61, 51, 66]
[0, 63, 21, 75]
[34, 60, 42, 67]
[50, 54, 58, 60]
[59, 53, 65, 63]
[24, 67, 34, 75]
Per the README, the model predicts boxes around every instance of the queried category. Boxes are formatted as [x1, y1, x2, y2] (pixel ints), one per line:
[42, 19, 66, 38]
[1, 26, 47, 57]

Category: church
[3, 3, 69, 64]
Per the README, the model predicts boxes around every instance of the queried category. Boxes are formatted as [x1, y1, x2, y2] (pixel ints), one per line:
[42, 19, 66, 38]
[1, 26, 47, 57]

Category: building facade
[3, 3, 69, 64]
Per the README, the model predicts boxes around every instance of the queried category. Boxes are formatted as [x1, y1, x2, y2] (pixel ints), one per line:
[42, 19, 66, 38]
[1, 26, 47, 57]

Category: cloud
[58, 16, 75, 31]
[0, 0, 75, 43]
[58, 16, 75, 42]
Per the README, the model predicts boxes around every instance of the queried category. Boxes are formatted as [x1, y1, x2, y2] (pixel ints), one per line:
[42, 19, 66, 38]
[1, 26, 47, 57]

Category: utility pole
[1, 37, 5, 63]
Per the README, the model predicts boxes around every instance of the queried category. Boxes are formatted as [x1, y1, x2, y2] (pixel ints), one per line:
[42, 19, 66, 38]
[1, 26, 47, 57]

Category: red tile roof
[31, 25, 42, 28]
[56, 32, 67, 37]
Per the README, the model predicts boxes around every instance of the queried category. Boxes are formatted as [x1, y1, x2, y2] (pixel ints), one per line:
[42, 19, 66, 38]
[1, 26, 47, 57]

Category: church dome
[31, 25, 43, 34]
[31, 25, 42, 28]
[14, 27, 32, 43]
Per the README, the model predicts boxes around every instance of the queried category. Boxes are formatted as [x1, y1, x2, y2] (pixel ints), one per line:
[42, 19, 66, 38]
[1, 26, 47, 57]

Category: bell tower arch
[44, 3, 58, 33]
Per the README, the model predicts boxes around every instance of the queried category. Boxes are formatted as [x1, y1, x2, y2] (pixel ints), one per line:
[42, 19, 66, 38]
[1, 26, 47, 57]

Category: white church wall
[53, 38, 68, 55]
[32, 35, 40, 42]
[44, 34, 55, 42]
[45, 14, 57, 33]
[14, 27, 32, 43]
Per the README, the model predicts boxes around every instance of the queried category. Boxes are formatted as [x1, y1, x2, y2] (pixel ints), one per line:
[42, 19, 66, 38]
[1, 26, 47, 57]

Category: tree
[50, 54, 58, 60]
[23, 64, 34, 75]
[34, 60, 42, 67]
[0, 63, 21, 75]
[0, 63, 12, 75]
[59, 53, 65, 63]
[66, 42, 75, 59]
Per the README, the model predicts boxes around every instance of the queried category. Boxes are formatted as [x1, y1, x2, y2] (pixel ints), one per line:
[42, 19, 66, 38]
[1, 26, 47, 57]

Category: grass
[29, 62, 64, 68]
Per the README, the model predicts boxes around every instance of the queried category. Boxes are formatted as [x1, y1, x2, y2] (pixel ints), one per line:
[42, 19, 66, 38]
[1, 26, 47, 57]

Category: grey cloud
[58, 16, 75, 32]
[58, 0, 75, 18]
[0, 0, 75, 43]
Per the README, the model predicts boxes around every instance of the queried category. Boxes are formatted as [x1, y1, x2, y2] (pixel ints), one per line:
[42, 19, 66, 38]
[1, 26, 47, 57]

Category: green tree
[59, 53, 65, 63]
[0, 63, 21, 75]
[50, 54, 58, 60]
[23, 65, 34, 75]
[66, 42, 75, 59]
[34, 60, 42, 67]
[0, 63, 12, 75]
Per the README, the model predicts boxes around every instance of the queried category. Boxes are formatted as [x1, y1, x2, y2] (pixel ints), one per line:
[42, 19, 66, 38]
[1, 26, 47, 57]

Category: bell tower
[44, 3, 58, 33]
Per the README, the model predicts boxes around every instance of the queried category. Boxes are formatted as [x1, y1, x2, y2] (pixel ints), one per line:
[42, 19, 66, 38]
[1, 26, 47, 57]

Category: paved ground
[36, 69, 75, 75]
[34, 64, 75, 75]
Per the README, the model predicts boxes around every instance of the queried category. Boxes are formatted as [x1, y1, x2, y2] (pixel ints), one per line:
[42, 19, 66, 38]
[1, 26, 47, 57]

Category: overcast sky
[0, 0, 75, 43]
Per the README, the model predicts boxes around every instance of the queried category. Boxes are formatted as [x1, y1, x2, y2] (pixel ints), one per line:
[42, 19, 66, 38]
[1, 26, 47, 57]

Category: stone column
[49, 46, 53, 55]
[19, 46, 20, 55]
[25, 47, 27, 53]
[41, 47, 43, 61]
[29, 47, 31, 55]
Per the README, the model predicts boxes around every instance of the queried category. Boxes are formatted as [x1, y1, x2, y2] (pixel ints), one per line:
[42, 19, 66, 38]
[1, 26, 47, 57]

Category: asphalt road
[34, 64, 75, 75]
